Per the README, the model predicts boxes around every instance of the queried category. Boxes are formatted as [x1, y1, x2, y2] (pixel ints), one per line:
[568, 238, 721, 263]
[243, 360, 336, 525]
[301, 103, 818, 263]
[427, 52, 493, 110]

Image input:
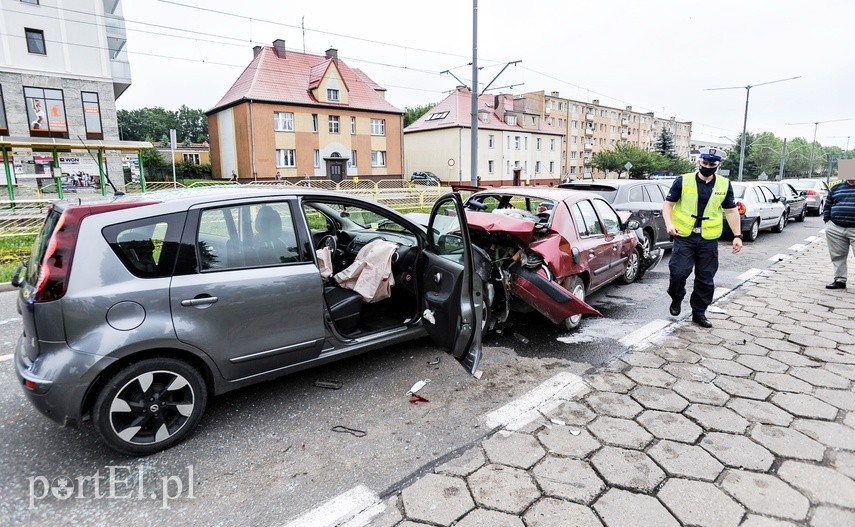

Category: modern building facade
[404, 87, 564, 187]
[519, 90, 692, 179]
[207, 41, 404, 182]
[0, 0, 138, 193]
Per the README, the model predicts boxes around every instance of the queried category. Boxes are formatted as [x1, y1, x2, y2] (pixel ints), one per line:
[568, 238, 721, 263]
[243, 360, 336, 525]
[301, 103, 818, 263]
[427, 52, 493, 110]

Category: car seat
[323, 285, 362, 334]
[254, 206, 290, 265]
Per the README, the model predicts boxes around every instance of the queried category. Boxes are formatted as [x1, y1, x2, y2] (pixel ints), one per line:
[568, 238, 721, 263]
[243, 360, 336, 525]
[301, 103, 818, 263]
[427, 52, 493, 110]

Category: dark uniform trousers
[667, 232, 719, 316]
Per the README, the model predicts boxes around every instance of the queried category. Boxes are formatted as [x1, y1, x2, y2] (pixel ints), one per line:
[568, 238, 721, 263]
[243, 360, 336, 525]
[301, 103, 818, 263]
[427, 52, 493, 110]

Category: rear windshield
[25, 207, 62, 285]
[732, 185, 746, 199]
[787, 180, 815, 190]
[563, 185, 618, 203]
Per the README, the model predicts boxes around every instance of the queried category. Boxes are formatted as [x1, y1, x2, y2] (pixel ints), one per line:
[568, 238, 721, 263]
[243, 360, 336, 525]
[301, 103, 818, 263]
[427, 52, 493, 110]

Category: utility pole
[786, 118, 851, 178]
[777, 138, 787, 181]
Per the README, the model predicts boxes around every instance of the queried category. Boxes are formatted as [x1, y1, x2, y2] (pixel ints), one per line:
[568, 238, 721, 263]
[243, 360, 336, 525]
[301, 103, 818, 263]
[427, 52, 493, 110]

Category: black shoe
[669, 298, 681, 316]
[692, 314, 713, 328]
[826, 280, 847, 290]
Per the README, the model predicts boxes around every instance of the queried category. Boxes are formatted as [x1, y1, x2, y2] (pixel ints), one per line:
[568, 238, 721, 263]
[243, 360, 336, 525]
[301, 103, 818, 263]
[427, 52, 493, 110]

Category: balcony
[583, 142, 593, 150]
[621, 132, 629, 139]
[583, 157, 593, 165]
[585, 111, 595, 121]
[584, 128, 594, 136]
[621, 118, 629, 126]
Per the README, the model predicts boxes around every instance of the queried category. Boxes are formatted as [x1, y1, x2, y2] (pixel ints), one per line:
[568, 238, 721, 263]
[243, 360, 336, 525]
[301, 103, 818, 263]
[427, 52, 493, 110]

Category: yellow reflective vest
[671, 173, 730, 240]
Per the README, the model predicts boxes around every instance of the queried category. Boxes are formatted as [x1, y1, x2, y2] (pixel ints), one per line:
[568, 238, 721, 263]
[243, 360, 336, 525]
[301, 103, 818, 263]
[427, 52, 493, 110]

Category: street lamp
[786, 118, 852, 182]
[705, 76, 801, 181]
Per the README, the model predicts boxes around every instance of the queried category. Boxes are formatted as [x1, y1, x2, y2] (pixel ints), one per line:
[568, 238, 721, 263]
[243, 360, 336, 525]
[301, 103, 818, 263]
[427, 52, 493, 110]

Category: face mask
[699, 166, 717, 177]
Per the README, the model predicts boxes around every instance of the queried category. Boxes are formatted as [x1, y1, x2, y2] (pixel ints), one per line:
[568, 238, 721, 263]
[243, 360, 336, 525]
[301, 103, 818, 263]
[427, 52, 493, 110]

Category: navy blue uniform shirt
[666, 174, 736, 227]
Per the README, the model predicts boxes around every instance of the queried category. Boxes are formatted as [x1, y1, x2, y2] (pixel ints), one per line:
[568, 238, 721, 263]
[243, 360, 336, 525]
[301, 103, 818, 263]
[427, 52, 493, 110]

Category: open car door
[420, 193, 483, 376]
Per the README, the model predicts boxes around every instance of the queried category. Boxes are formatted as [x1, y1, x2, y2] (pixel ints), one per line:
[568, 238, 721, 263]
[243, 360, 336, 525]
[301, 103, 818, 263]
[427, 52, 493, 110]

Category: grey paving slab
[635, 409, 703, 443]
[542, 401, 596, 425]
[702, 358, 754, 377]
[739, 516, 798, 527]
[589, 446, 665, 492]
[435, 446, 485, 477]
[700, 432, 775, 471]
[366, 496, 403, 527]
[803, 347, 855, 364]
[790, 367, 851, 389]
[587, 416, 654, 450]
[768, 351, 822, 368]
[792, 418, 855, 450]
[467, 464, 539, 515]
[756, 338, 802, 352]
[523, 498, 604, 527]
[654, 347, 702, 363]
[536, 426, 601, 458]
[813, 387, 855, 411]
[750, 424, 826, 461]
[754, 372, 814, 393]
[623, 366, 676, 388]
[691, 342, 736, 360]
[454, 508, 525, 527]
[401, 473, 474, 526]
[719, 470, 810, 521]
[482, 430, 546, 469]
[647, 440, 724, 481]
[713, 375, 774, 400]
[593, 488, 679, 527]
[810, 506, 855, 527]
[663, 362, 716, 382]
[657, 478, 745, 527]
[829, 450, 855, 479]
[629, 385, 689, 412]
[777, 460, 855, 508]
[788, 332, 837, 348]
[585, 372, 636, 394]
[532, 456, 604, 504]
[736, 355, 790, 373]
[684, 404, 751, 434]
[727, 397, 794, 426]
[771, 393, 839, 420]
[620, 351, 666, 368]
[672, 379, 730, 405]
[826, 362, 855, 380]
[584, 391, 644, 419]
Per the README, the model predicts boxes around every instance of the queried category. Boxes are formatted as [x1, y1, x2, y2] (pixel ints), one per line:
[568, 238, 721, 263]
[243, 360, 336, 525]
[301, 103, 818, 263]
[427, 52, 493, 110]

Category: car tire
[772, 213, 786, 233]
[745, 219, 760, 242]
[93, 358, 208, 456]
[558, 275, 586, 331]
[479, 282, 493, 338]
[796, 206, 806, 222]
[619, 245, 642, 284]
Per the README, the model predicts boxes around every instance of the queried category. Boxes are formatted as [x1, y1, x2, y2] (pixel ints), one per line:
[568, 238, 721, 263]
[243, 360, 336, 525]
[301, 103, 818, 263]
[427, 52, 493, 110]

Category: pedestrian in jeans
[662, 147, 743, 328]
[823, 170, 855, 289]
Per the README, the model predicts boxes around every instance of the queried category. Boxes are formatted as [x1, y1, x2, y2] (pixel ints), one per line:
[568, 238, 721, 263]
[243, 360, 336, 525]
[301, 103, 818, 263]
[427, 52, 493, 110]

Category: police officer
[662, 147, 743, 328]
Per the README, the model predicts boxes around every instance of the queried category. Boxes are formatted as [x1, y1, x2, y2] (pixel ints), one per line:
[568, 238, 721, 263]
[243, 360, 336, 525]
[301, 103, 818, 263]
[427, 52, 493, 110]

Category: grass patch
[0, 235, 35, 282]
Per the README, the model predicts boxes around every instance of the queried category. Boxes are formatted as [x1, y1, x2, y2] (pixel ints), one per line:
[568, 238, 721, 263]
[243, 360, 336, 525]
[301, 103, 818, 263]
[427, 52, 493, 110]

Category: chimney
[253, 45, 262, 57]
[592, 99, 600, 105]
[625, 106, 632, 111]
[272, 39, 286, 58]
[550, 91, 559, 97]
[325, 48, 338, 59]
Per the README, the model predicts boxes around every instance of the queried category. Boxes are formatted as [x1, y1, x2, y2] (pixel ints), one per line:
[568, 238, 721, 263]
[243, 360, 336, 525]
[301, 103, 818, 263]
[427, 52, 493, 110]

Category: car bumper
[804, 197, 821, 210]
[509, 265, 601, 325]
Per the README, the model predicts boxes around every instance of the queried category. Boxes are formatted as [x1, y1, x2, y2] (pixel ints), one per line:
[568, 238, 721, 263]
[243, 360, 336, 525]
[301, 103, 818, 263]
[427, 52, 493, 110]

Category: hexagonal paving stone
[401, 473, 474, 525]
[482, 430, 546, 469]
[629, 385, 689, 412]
[700, 431, 774, 471]
[663, 362, 716, 382]
[587, 416, 654, 450]
[672, 379, 730, 405]
[584, 391, 644, 418]
[537, 426, 601, 458]
[657, 478, 744, 527]
[467, 464, 539, 515]
[769, 351, 821, 368]
[829, 451, 855, 480]
[790, 367, 850, 389]
[436, 446, 486, 477]
[736, 355, 788, 373]
[713, 375, 773, 400]
[826, 363, 855, 380]
[647, 440, 724, 481]
[585, 371, 636, 394]
[754, 372, 814, 393]
[739, 515, 799, 527]
[750, 424, 825, 461]
[621, 351, 666, 368]
[719, 469, 809, 521]
[814, 387, 855, 411]
[777, 460, 855, 508]
[532, 456, 604, 504]
[804, 348, 855, 365]
[623, 366, 676, 388]
[593, 488, 679, 527]
[810, 506, 855, 527]
[727, 397, 793, 426]
[589, 446, 665, 492]
[454, 509, 525, 527]
[684, 404, 750, 433]
[523, 498, 604, 527]
[655, 347, 702, 363]
[702, 358, 753, 377]
[635, 409, 703, 443]
[787, 332, 836, 349]
[771, 393, 838, 420]
[542, 401, 597, 426]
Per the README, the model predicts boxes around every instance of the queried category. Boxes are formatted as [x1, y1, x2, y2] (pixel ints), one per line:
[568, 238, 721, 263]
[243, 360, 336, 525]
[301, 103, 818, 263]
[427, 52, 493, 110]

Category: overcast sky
[118, 0, 855, 150]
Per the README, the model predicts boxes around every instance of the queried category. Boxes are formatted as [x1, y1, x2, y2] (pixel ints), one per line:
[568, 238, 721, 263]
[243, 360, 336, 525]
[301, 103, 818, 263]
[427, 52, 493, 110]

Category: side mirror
[626, 219, 640, 230]
[799, 191, 807, 197]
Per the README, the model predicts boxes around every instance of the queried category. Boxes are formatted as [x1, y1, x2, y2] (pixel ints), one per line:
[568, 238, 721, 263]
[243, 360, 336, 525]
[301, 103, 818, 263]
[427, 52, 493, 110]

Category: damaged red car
[414, 187, 644, 331]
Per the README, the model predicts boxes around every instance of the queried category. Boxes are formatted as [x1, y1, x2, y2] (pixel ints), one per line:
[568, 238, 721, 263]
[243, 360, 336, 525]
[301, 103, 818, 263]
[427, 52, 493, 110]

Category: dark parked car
[411, 171, 440, 184]
[14, 187, 486, 455]
[762, 181, 808, 223]
[725, 182, 788, 241]
[782, 178, 829, 215]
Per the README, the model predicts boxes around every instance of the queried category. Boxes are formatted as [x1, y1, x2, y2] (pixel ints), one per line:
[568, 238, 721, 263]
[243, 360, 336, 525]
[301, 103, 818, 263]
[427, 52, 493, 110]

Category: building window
[276, 149, 296, 167]
[21, 0, 40, 4]
[81, 91, 103, 140]
[550, 139, 556, 151]
[274, 112, 294, 131]
[488, 160, 494, 174]
[514, 136, 520, 150]
[327, 89, 339, 102]
[183, 153, 200, 164]
[25, 86, 67, 137]
[0, 87, 8, 136]
[328, 116, 339, 134]
[549, 161, 555, 173]
[371, 150, 386, 167]
[488, 135, 494, 148]
[313, 150, 320, 168]
[370, 118, 385, 136]
[535, 161, 541, 174]
[350, 116, 356, 134]
[505, 115, 517, 126]
[312, 114, 318, 133]
[350, 150, 357, 167]
[25, 28, 46, 54]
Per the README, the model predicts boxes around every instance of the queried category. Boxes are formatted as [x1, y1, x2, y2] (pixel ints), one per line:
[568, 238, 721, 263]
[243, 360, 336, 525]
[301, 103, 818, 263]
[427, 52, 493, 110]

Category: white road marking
[713, 287, 730, 301]
[484, 372, 586, 431]
[768, 253, 790, 262]
[736, 268, 763, 282]
[618, 319, 671, 348]
[805, 236, 820, 242]
[0, 318, 19, 325]
[0, 354, 13, 362]
[283, 485, 380, 527]
[788, 244, 807, 251]
[707, 306, 728, 314]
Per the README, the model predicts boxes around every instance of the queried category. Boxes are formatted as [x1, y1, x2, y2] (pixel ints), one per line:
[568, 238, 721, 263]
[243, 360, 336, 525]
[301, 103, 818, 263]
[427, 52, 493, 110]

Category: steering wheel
[317, 234, 337, 253]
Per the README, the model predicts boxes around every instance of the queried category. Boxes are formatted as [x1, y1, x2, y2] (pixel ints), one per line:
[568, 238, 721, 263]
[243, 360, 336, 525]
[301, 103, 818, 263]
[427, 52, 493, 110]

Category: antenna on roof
[302, 17, 305, 53]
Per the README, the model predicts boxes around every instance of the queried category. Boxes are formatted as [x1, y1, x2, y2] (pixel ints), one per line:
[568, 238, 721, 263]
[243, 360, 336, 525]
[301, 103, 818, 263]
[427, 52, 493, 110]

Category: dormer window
[505, 115, 517, 126]
[327, 89, 339, 102]
[427, 111, 449, 121]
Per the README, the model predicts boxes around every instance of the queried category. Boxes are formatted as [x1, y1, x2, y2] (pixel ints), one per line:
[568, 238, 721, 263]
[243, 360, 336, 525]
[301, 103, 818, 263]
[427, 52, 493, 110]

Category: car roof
[471, 186, 604, 202]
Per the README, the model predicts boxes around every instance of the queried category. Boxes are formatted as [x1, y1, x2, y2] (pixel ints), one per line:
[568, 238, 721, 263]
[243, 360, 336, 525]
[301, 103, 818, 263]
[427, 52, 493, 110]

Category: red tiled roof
[209, 47, 402, 114]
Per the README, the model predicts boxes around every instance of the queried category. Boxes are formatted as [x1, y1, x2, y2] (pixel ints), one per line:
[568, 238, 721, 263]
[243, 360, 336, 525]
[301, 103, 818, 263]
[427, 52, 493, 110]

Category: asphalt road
[0, 215, 826, 526]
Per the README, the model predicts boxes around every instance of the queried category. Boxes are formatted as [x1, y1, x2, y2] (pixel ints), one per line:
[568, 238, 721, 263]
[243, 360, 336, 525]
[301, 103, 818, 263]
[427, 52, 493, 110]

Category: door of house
[327, 160, 346, 182]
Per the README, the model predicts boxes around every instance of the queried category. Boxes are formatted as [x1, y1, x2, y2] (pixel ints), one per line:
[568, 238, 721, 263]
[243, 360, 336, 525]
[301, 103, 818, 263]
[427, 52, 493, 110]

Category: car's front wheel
[796, 206, 807, 222]
[93, 358, 208, 456]
[619, 245, 642, 284]
[558, 275, 586, 331]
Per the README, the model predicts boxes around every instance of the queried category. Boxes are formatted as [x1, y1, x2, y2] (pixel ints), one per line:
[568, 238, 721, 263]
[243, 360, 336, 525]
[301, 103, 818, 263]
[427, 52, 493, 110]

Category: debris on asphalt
[514, 332, 530, 344]
[409, 393, 429, 405]
[427, 357, 441, 366]
[314, 379, 343, 390]
[569, 429, 581, 436]
[407, 379, 430, 395]
[550, 418, 566, 426]
[332, 426, 367, 437]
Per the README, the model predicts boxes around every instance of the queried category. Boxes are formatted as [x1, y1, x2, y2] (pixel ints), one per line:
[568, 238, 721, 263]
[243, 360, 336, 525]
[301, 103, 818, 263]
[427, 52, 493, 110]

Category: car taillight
[33, 201, 158, 303]
[736, 201, 747, 215]
[805, 189, 818, 196]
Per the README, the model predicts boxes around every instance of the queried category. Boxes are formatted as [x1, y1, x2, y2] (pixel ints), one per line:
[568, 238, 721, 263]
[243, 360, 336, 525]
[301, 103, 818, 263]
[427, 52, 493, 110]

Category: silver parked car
[782, 178, 829, 215]
[14, 187, 483, 455]
[726, 182, 788, 241]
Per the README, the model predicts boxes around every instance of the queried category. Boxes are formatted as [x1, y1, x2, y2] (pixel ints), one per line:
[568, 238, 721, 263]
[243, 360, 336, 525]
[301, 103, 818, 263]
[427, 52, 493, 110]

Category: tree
[592, 144, 659, 178]
[117, 107, 209, 143]
[655, 128, 676, 158]
[404, 104, 435, 127]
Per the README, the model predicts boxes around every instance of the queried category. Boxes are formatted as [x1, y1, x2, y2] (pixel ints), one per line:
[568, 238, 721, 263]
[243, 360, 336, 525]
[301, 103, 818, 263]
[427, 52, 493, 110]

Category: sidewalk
[367, 236, 855, 527]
